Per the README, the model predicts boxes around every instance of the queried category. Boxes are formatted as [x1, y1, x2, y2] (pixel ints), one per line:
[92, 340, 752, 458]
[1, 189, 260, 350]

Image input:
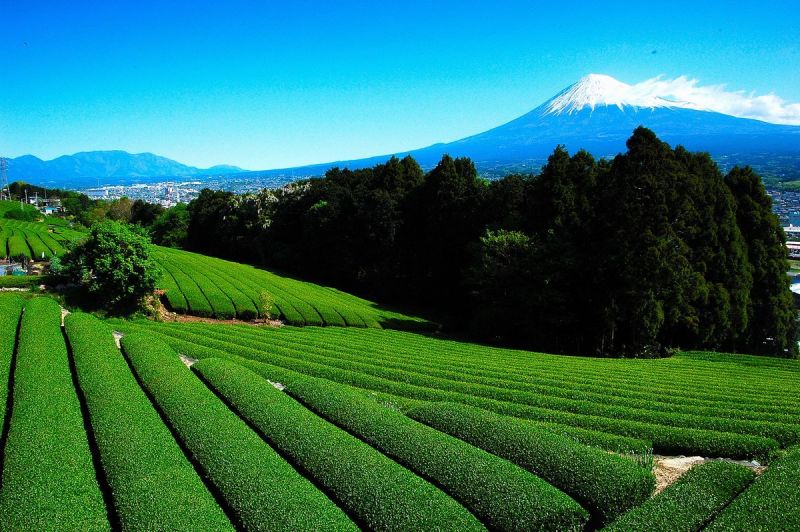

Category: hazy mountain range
[5, 151, 243, 187]
[5, 74, 800, 188]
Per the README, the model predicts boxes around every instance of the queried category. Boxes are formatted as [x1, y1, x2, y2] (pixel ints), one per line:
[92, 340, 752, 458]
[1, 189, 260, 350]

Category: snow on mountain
[542, 74, 696, 115]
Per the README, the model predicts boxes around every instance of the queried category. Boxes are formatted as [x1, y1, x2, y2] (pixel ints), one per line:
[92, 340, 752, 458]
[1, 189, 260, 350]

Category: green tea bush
[0, 298, 108, 530]
[194, 357, 481, 531]
[408, 401, 655, 524]
[136, 322, 779, 460]
[0, 295, 23, 439]
[66, 314, 232, 530]
[706, 446, 800, 531]
[607, 460, 754, 531]
[284, 371, 590, 531]
[120, 333, 354, 531]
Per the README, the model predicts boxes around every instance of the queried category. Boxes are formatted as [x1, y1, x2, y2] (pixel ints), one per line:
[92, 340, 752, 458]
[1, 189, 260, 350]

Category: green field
[0, 294, 797, 529]
[0, 200, 78, 260]
[153, 246, 430, 329]
[0, 212, 428, 329]
[0, 218, 76, 260]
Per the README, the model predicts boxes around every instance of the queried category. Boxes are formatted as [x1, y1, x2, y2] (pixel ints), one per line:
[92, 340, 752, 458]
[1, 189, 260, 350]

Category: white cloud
[631, 75, 800, 125]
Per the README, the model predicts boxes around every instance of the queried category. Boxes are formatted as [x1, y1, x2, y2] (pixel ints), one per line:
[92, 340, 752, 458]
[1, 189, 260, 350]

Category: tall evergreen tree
[725, 166, 797, 357]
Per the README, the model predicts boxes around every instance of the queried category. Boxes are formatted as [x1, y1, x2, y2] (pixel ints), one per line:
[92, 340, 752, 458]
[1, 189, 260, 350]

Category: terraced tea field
[2, 294, 799, 529]
[0, 214, 427, 329]
[0, 218, 77, 259]
[153, 247, 429, 329]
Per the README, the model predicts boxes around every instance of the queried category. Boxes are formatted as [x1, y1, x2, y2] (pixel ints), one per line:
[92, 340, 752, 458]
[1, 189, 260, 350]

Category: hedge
[6, 230, 31, 259]
[0, 295, 23, 441]
[134, 323, 779, 460]
[706, 446, 800, 531]
[160, 256, 235, 319]
[157, 257, 213, 317]
[194, 357, 481, 531]
[407, 401, 655, 525]
[22, 230, 51, 259]
[150, 322, 799, 447]
[282, 370, 589, 531]
[156, 267, 189, 314]
[0, 297, 109, 530]
[152, 245, 431, 329]
[110, 319, 657, 464]
[120, 332, 354, 531]
[606, 460, 754, 531]
[0, 275, 48, 289]
[201, 323, 799, 425]
[66, 314, 232, 530]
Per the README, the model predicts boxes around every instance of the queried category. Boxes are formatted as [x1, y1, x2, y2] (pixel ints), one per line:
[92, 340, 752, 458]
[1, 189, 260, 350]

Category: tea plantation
[0, 214, 428, 330]
[1, 292, 798, 530]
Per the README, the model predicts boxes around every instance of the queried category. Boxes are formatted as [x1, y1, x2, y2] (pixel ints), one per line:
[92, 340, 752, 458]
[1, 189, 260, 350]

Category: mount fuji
[251, 73, 800, 180]
[8, 74, 800, 187]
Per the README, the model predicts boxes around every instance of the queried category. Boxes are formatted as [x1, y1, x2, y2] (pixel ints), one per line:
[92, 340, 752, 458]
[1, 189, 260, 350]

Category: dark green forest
[16, 128, 794, 358]
[170, 128, 795, 357]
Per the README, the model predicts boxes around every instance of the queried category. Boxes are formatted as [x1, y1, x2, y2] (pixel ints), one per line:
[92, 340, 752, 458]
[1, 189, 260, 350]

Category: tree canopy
[171, 128, 797, 358]
[61, 221, 160, 311]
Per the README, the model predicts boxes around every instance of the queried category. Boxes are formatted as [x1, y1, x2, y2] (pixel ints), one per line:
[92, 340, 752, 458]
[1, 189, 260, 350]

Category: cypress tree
[725, 166, 797, 357]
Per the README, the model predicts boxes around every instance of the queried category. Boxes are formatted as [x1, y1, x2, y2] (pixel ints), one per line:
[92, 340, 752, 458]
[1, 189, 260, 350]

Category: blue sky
[1, 0, 798, 170]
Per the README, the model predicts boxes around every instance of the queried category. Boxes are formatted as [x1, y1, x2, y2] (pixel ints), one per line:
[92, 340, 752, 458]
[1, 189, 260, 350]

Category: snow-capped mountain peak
[542, 74, 692, 115]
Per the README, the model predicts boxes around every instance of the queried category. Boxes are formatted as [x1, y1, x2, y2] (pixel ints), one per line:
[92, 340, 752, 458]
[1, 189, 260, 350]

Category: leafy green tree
[726, 166, 797, 356]
[468, 229, 537, 343]
[62, 221, 159, 310]
[151, 203, 189, 248]
[106, 197, 133, 222]
[401, 155, 488, 308]
[130, 199, 165, 227]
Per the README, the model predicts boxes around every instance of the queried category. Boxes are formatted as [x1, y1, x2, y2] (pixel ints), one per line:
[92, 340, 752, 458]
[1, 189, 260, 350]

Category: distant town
[80, 173, 310, 207]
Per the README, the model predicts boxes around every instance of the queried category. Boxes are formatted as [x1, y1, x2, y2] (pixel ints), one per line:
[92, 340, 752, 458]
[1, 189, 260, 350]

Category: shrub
[194, 357, 481, 531]
[607, 460, 754, 531]
[65, 313, 232, 530]
[120, 333, 354, 531]
[0, 298, 108, 530]
[7, 230, 31, 260]
[135, 322, 780, 460]
[282, 371, 590, 531]
[61, 221, 159, 310]
[407, 401, 655, 525]
[0, 295, 23, 438]
[706, 446, 800, 531]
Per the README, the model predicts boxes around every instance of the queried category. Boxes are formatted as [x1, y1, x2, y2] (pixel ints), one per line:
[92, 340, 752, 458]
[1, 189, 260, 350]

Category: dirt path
[653, 455, 765, 494]
[157, 303, 282, 327]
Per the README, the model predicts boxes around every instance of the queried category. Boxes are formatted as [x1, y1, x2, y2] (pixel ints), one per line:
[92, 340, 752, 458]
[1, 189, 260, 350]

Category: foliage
[176, 129, 795, 357]
[607, 461, 754, 531]
[280, 367, 589, 531]
[150, 203, 188, 247]
[0, 295, 24, 452]
[120, 332, 355, 530]
[129, 199, 165, 227]
[725, 166, 797, 357]
[61, 220, 159, 310]
[407, 401, 655, 525]
[194, 357, 480, 531]
[0, 298, 109, 530]
[109, 319, 793, 461]
[65, 313, 232, 530]
[706, 445, 800, 530]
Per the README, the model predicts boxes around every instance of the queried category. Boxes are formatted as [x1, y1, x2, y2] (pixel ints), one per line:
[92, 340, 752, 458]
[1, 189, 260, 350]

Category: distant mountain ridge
[5, 150, 243, 187]
[6, 74, 800, 188]
[237, 74, 800, 182]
